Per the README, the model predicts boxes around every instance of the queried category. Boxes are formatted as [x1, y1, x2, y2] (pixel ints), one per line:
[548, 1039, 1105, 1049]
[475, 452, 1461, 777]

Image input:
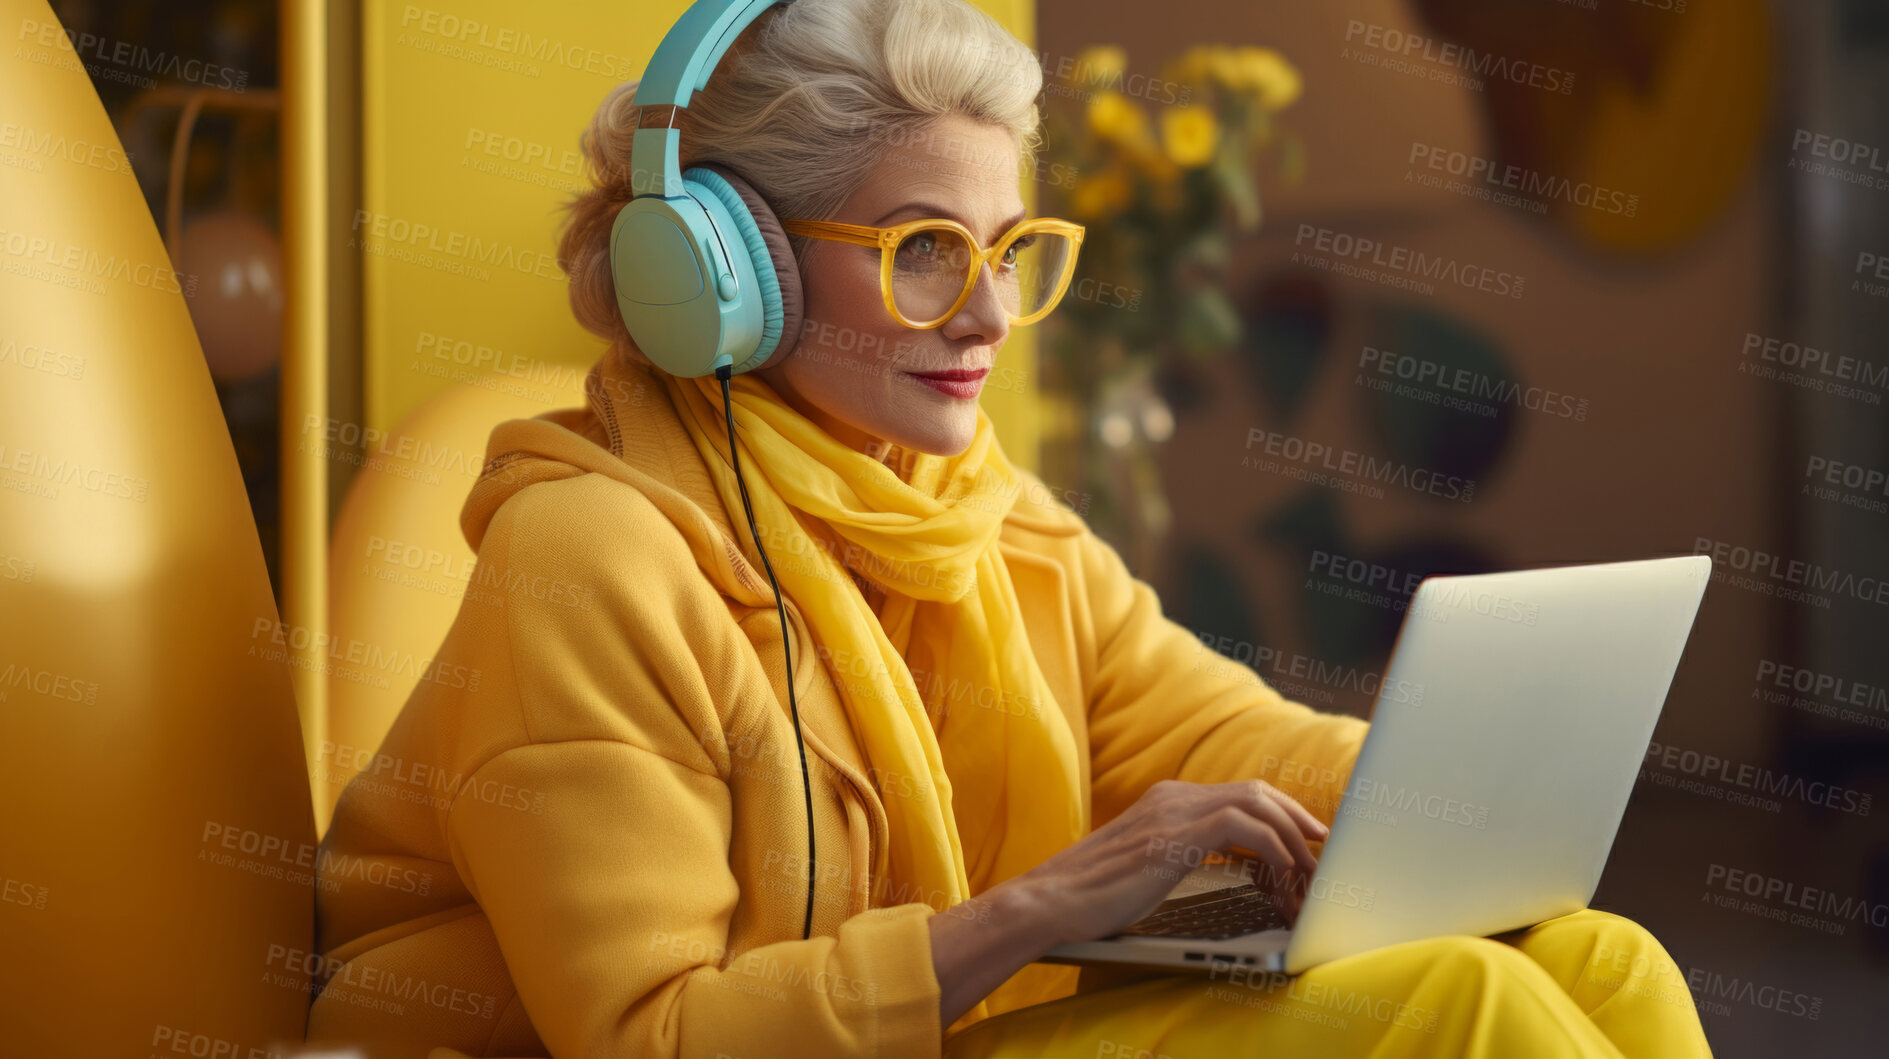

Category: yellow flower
[1234, 46, 1301, 109]
[1086, 89, 1154, 150]
[1073, 44, 1127, 90]
[1165, 43, 1303, 110]
[1160, 105, 1218, 168]
[1207, 47, 1244, 90]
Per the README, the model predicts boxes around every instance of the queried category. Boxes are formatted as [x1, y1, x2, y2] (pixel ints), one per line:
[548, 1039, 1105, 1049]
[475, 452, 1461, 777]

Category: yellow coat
[306, 356, 1370, 1059]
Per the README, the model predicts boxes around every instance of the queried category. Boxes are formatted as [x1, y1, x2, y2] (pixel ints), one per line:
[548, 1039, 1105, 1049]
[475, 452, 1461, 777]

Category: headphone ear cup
[687, 162, 804, 372]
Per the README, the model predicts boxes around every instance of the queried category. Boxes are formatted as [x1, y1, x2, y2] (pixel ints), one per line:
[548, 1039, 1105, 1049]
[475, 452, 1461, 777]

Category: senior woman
[306, 1, 1714, 1056]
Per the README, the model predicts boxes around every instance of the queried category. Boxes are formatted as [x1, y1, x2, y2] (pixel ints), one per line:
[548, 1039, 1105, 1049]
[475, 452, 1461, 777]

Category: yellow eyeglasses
[780, 216, 1086, 330]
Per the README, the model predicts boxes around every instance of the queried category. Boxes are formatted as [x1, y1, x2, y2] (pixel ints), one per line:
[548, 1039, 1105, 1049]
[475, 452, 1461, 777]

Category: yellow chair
[0, 1, 315, 1051]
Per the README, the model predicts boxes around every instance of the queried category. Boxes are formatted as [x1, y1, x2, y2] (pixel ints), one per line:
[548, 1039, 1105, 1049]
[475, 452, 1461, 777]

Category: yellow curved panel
[0, 0, 316, 1051]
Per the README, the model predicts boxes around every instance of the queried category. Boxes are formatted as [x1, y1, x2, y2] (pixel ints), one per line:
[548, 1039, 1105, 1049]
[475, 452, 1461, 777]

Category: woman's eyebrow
[873, 202, 1031, 242]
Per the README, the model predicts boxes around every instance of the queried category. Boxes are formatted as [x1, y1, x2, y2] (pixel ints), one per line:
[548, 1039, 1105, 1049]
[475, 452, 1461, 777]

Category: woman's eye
[1001, 235, 1036, 268]
[898, 234, 938, 263]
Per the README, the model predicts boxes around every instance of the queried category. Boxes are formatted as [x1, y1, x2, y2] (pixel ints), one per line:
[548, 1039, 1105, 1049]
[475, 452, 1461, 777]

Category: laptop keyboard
[1117, 882, 1292, 939]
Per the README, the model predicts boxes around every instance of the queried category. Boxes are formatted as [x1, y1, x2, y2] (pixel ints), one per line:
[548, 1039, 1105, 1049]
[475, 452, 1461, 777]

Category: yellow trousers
[943, 910, 1712, 1058]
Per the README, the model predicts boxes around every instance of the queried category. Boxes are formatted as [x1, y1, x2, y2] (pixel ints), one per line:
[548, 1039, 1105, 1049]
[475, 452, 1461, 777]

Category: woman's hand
[927, 778, 1328, 1026]
[1006, 777, 1328, 947]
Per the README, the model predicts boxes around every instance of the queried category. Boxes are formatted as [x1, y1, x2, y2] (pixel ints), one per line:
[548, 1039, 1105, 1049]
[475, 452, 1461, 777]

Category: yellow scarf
[658, 366, 1087, 1017]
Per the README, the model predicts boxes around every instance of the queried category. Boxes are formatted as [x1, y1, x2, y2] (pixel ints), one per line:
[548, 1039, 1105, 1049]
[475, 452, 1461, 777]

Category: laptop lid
[1282, 554, 1712, 973]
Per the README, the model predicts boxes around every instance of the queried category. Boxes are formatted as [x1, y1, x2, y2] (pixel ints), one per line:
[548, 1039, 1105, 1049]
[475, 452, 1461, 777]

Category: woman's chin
[872, 420, 967, 459]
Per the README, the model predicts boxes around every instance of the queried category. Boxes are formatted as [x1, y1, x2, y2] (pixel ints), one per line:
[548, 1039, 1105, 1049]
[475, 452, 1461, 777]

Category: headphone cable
[716, 363, 818, 942]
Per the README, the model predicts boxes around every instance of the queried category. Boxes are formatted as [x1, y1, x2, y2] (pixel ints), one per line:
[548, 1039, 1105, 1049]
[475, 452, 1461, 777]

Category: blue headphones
[614, 0, 819, 941]
[610, 0, 804, 379]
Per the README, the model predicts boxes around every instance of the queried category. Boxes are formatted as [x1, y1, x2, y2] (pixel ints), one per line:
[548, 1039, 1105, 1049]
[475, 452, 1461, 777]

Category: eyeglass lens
[890, 225, 1075, 324]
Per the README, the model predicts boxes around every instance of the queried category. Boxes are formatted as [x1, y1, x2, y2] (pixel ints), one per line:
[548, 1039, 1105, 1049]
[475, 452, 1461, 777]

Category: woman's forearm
[927, 878, 1063, 1027]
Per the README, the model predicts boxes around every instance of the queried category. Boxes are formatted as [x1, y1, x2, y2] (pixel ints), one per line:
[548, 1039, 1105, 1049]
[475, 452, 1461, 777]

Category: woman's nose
[941, 261, 1011, 346]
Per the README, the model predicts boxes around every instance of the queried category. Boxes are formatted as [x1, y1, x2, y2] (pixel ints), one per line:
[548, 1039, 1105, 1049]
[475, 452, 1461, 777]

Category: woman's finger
[1257, 781, 1331, 841]
[1234, 788, 1319, 873]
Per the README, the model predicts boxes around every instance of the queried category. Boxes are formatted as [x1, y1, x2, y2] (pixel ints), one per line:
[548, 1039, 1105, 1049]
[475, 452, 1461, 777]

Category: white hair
[556, 0, 1045, 363]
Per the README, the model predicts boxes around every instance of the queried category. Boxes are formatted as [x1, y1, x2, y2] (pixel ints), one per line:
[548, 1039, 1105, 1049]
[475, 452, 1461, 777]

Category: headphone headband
[632, 0, 795, 199]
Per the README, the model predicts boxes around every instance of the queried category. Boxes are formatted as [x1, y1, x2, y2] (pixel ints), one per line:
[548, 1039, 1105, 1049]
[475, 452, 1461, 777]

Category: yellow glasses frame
[779, 216, 1087, 329]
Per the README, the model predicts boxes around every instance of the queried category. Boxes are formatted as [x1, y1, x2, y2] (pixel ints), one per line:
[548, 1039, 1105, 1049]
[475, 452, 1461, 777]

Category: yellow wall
[361, 0, 1041, 466]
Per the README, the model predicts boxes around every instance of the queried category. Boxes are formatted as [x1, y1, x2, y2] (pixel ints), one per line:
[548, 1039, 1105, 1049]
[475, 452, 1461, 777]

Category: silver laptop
[1042, 554, 1712, 977]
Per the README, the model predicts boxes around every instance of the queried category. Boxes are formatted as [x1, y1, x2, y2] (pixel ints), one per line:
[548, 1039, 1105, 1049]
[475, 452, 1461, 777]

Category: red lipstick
[903, 367, 989, 399]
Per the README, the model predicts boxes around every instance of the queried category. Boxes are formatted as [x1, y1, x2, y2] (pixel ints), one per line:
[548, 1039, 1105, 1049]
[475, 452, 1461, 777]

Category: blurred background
[35, 0, 1889, 1054]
